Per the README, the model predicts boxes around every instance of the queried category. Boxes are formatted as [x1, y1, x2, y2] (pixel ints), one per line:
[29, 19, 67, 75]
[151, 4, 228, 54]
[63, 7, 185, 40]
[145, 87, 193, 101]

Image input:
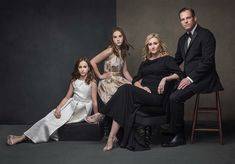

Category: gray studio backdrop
[0, 0, 116, 124]
[1, 0, 235, 124]
[117, 0, 235, 121]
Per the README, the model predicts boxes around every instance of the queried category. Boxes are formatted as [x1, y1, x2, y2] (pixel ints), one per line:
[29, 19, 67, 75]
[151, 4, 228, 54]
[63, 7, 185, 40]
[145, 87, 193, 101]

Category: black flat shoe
[161, 134, 186, 147]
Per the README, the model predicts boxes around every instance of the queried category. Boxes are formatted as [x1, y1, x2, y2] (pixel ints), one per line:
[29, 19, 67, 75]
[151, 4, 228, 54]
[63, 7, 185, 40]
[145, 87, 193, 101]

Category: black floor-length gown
[101, 56, 183, 150]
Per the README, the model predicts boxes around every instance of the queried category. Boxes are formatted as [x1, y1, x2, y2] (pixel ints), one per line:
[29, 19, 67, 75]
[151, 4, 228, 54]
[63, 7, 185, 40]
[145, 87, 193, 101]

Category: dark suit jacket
[175, 25, 223, 93]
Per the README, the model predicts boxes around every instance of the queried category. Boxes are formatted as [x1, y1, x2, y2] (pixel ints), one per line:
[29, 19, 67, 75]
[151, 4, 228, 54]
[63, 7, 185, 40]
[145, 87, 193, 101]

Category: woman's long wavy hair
[109, 27, 133, 59]
[143, 33, 169, 60]
[71, 58, 95, 85]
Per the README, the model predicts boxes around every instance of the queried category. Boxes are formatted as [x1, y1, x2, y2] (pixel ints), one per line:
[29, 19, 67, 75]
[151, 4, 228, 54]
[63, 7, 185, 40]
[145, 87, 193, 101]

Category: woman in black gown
[102, 33, 183, 151]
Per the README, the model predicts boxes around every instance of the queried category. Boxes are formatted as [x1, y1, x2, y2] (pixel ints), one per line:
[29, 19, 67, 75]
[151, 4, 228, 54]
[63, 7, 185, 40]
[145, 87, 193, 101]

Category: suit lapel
[181, 25, 201, 58]
[184, 36, 188, 55]
[184, 28, 199, 55]
[187, 31, 197, 51]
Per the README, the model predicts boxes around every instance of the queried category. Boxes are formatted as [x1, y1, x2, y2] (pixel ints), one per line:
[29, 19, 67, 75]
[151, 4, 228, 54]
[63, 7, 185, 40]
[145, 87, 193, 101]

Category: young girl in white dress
[6, 58, 98, 145]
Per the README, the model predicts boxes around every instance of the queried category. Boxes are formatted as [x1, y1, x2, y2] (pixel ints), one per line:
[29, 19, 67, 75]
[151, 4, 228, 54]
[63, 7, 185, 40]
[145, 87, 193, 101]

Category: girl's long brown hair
[109, 27, 133, 59]
[71, 58, 95, 85]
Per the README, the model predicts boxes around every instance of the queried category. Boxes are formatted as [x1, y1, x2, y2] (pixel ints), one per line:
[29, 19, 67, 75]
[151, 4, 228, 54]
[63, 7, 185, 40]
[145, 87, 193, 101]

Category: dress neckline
[146, 55, 168, 62]
[77, 78, 85, 82]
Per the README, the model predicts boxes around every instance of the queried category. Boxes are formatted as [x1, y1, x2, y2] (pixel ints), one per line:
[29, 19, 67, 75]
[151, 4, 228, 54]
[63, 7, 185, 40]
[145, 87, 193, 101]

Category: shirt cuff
[187, 76, 193, 83]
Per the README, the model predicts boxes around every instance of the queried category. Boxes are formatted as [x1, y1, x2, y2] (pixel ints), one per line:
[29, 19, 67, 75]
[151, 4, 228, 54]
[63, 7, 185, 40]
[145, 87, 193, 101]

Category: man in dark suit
[161, 7, 223, 147]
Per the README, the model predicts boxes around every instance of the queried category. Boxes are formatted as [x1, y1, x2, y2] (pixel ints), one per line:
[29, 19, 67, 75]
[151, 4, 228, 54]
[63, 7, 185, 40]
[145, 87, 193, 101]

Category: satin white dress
[24, 79, 92, 143]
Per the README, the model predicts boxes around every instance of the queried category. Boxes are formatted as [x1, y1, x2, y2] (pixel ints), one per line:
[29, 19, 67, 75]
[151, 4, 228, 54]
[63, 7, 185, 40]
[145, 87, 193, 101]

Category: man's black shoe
[161, 133, 186, 147]
[160, 124, 175, 135]
[160, 124, 170, 130]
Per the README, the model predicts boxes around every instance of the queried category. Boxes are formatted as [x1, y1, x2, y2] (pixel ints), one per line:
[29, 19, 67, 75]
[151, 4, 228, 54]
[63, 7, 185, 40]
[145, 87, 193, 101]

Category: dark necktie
[184, 33, 192, 53]
[187, 32, 192, 39]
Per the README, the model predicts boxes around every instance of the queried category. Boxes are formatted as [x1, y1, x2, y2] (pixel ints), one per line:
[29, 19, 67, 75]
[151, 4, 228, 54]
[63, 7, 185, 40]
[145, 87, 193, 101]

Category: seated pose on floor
[101, 33, 183, 151]
[6, 58, 98, 145]
[85, 27, 133, 124]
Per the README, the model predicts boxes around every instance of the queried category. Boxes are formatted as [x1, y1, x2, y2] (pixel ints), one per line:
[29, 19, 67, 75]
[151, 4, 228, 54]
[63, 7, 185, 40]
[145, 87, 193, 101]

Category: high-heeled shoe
[103, 136, 118, 151]
[85, 113, 104, 124]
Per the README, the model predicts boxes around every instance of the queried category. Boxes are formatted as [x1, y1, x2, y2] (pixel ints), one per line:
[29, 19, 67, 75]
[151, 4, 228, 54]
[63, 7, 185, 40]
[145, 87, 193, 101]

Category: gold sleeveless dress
[98, 53, 131, 103]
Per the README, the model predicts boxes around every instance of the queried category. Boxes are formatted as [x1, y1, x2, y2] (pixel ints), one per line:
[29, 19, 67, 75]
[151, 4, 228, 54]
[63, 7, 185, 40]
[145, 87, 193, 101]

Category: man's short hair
[178, 7, 196, 17]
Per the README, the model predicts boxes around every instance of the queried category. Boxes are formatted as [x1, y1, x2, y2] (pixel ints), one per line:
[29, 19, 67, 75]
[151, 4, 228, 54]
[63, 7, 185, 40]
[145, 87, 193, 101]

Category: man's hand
[177, 77, 192, 90]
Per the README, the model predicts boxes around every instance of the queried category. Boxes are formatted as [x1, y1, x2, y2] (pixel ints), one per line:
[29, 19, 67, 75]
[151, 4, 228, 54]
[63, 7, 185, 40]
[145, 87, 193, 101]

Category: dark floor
[1, 122, 235, 164]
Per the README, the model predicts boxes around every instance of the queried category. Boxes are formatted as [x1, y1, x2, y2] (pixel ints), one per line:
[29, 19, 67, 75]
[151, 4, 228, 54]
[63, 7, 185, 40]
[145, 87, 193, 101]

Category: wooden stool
[191, 91, 223, 144]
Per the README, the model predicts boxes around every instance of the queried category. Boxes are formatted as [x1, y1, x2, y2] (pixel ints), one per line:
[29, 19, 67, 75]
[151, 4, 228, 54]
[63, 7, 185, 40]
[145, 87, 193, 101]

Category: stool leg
[191, 94, 200, 144]
[216, 92, 223, 144]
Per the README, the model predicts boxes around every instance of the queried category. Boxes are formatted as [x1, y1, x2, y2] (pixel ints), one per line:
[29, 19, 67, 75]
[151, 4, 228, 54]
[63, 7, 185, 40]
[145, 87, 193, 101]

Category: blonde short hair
[143, 33, 169, 60]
